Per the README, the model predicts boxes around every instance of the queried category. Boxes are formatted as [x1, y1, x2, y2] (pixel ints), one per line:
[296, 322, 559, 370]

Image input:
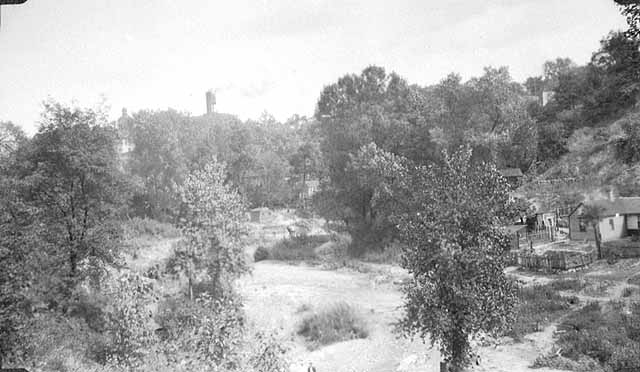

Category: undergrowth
[297, 301, 369, 349]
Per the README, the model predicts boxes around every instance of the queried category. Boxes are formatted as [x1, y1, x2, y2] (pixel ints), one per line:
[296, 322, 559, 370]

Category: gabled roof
[570, 197, 640, 217]
[502, 224, 527, 234]
[499, 168, 524, 178]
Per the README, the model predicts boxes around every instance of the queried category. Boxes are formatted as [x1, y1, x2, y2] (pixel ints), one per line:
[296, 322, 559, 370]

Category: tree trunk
[593, 224, 602, 259]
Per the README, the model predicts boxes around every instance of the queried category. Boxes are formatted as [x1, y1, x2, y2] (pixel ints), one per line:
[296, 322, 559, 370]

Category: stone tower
[206, 90, 216, 115]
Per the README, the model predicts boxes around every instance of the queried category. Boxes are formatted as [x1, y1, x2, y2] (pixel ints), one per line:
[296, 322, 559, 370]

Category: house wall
[569, 205, 592, 241]
[599, 215, 626, 242]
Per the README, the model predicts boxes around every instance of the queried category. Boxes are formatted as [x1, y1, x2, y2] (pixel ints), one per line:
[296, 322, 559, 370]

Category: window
[578, 217, 587, 232]
[609, 219, 615, 230]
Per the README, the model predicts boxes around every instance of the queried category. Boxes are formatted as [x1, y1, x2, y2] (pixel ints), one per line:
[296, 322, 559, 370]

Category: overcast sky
[0, 0, 628, 134]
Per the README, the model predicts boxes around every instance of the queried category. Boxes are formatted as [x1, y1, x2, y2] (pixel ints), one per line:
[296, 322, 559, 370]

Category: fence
[516, 229, 555, 250]
[505, 249, 597, 271]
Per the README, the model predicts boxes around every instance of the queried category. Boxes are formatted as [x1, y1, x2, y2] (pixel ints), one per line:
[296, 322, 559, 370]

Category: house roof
[499, 168, 524, 178]
[571, 197, 640, 217]
[502, 224, 527, 234]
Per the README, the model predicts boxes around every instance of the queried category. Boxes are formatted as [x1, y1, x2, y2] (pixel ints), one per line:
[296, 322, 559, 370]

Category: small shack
[499, 168, 524, 188]
[249, 207, 271, 223]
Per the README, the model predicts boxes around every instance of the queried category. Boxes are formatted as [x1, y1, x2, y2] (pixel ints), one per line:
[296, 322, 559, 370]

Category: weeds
[267, 235, 330, 261]
[297, 302, 369, 349]
[509, 284, 578, 341]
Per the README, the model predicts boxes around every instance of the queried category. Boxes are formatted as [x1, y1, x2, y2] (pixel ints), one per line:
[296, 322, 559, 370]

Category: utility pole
[0, 0, 28, 29]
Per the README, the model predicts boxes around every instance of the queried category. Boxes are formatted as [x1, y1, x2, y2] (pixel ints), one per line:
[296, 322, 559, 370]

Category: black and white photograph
[2, 1, 640, 371]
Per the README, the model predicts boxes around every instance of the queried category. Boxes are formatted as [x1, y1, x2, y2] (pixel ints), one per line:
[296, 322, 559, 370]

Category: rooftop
[582, 197, 640, 216]
[499, 168, 524, 178]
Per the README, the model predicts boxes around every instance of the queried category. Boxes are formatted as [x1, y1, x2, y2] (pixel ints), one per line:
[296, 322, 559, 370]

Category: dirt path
[238, 261, 570, 372]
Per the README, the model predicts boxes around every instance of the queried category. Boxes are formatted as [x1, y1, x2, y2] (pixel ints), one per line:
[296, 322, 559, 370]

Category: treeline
[119, 110, 323, 220]
[525, 31, 640, 169]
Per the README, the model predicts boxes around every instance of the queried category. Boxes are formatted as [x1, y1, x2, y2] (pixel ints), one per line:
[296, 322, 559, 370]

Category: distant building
[116, 108, 134, 170]
[568, 196, 640, 242]
[499, 168, 524, 188]
[206, 90, 216, 115]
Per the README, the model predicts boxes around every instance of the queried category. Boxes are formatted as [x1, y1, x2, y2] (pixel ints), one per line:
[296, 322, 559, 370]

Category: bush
[315, 234, 350, 265]
[532, 353, 604, 371]
[297, 302, 368, 349]
[622, 286, 638, 297]
[552, 301, 640, 371]
[268, 235, 330, 261]
[253, 246, 269, 262]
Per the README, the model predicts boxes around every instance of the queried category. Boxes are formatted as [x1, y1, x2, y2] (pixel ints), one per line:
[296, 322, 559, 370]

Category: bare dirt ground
[237, 260, 570, 372]
[127, 210, 640, 372]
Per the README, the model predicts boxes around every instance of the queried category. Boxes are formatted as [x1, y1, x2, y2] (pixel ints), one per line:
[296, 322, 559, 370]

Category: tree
[174, 159, 248, 300]
[315, 66, 438, 248]
[615, 112, 640, 164]
[128, 109, 191, 220]
[543, 58, 577, 89]
[0, 121, 26, 159]
[582, 204, 605, 259]
[615, 0, 640, 38]
[396, 147, 518, 371]
[18, 102, 129, 299]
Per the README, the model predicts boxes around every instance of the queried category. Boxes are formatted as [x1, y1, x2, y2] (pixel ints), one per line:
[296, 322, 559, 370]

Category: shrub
[155, 292, 244, 365]
[315, 241, 348, 264]
[297, 302, 368, 349]
[532, 353, 604, 371]
[253, 246, 269, 262]
[268, 235, 330, 261]
[552, 301, 640, 370]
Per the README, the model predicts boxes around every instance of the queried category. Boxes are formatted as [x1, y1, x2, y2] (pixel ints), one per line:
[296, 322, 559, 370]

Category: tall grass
[297, 302, 369, 349]
[509, 284, 578, 341]
[267, 235, 330, 261]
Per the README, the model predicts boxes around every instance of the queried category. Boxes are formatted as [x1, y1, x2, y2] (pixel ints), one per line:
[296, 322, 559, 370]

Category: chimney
[206, 90, 216, 115]
[609, 187, 616, 202]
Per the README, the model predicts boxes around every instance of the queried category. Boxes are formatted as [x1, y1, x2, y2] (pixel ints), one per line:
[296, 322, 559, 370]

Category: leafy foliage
[395, 147, 518, 370]
[174, 160, 249, 299]
[297, 302, 368, 349]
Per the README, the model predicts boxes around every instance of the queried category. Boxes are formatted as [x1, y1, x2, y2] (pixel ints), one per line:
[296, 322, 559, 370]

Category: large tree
[18, 102, 129, 298]
[315, 66, 438, 249]
[174, 159, 248, 300]
[395, 147, 518, 371]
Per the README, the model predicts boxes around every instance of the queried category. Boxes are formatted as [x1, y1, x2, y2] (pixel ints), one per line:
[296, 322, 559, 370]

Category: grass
[509, 283, 579, 341]
[549, 278, 587, 292]
[547, 301, 640, 371]
[360, 242, 403, 265]
[297, 301, 369, 349]
[267, 235, 330, 261]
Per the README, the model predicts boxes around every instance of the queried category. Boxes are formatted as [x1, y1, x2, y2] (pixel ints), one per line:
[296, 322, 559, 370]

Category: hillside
[522, 107, 640, 210]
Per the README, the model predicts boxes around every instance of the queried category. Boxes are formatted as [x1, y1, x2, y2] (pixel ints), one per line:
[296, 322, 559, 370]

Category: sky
[0, 0, 629, 134]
